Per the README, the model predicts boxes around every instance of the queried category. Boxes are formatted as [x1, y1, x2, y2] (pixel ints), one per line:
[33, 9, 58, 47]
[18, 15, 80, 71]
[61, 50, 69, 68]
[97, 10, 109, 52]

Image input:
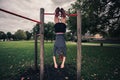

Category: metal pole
[77, 10, 82, 80]
[44, 13, 77, 16]
[0, 8, 41, 23]
[40, 8, 44, 80]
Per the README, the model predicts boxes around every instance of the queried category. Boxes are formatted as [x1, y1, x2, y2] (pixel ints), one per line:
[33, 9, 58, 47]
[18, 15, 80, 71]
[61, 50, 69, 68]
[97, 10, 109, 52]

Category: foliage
[0, 31, 7, 41]
[32, 23, 40, 35]
[68, 0, 120, 38]
[14, 30, 27, 40]
[44, 22, 55, 41]
[25, 31, 32, 40]
[67, 9, 77, 41]
[6, 32, 12, 40]
[0, 31, 4, 39]
[32, 22, 55, 41]
[0, 31, 32, 41]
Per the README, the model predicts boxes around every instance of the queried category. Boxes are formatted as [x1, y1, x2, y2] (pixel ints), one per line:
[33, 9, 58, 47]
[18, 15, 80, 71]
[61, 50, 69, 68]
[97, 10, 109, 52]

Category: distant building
[82, 31, 103, 40]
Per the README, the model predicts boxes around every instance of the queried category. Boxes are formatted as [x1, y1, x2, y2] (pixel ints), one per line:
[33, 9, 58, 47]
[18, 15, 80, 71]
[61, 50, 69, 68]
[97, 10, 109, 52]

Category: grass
[81, 44, 120, 80]
[0, 41, 35, 80]
[0, 41, 120, 80]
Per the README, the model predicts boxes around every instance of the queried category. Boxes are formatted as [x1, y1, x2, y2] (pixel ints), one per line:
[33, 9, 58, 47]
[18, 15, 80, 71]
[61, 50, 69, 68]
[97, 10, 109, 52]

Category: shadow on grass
[13, 64, 76, 80]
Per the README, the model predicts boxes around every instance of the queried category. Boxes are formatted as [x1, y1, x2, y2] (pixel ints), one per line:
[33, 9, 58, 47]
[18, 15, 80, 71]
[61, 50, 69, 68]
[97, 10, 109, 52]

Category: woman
[53, 7, 67, 69]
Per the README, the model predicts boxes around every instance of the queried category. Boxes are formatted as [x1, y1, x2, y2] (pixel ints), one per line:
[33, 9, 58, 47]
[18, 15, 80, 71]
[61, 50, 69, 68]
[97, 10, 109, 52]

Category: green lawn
[0, 41, 120, 80]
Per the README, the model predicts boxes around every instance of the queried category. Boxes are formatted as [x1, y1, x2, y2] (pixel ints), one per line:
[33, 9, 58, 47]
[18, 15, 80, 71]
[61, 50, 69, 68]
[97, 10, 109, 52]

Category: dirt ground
[16, 64, 76, 80]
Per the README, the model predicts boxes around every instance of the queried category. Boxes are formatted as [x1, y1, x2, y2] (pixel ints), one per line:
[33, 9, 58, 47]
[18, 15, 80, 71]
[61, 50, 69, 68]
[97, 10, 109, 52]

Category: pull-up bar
[0, 8, 81, 80]
[0, 8, 42, 24]
[0, 8, 77, 24]
[44, 13, 77, 16]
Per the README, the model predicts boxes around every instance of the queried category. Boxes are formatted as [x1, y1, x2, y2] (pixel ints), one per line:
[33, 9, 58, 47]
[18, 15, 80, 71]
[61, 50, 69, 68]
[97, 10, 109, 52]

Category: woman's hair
[61, 8, 66, 18]
[55, 7, 60, 17]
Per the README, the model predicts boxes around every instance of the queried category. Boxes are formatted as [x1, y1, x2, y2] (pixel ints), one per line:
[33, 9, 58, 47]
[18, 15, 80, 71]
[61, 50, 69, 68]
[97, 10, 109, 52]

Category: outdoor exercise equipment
[0, 8, 81, 80]
[0, 8, 41, 24]
[44, 12, 77, 16]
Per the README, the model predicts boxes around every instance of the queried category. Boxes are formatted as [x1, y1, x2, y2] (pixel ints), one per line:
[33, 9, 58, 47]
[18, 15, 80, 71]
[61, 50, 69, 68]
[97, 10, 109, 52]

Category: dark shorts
[53, 34, 66, 57]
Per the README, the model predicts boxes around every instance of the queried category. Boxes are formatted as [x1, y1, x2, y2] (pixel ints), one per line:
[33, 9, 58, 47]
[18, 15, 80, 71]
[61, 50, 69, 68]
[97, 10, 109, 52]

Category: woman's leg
[53, 56, 58, 68]
[61, 17, 66, 24]
[60, 56, 66, 68]
[54, 16, 59, 23]
[61, 8, 66, 24]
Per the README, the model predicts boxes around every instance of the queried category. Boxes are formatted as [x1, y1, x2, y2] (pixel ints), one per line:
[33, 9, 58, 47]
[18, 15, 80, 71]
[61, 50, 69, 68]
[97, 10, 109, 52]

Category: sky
[0, 0, 75, 33]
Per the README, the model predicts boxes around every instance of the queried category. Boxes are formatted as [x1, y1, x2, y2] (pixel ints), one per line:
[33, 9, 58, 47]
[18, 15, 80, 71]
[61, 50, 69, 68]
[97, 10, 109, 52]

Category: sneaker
[55, 7, 60, 17]
[60, 8, 66, 18]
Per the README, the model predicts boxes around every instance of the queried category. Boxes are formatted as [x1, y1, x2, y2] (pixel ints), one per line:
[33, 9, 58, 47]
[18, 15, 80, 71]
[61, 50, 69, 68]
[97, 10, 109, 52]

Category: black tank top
[54, 23, 66, 33]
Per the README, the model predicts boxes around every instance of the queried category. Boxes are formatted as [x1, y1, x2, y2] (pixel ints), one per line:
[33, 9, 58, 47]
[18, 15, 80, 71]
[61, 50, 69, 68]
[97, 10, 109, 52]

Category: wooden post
[77, 10, 82, 80]
[40, 8, 44, 80]
[34, 33, 38, 71]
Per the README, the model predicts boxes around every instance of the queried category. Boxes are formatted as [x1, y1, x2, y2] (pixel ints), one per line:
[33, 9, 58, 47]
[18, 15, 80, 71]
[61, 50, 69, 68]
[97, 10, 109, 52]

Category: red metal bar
[44, 13, 55, 15]
[44, 13, 77, 16]
[67, 14, 77, 16]
[0, 8, 42, 24]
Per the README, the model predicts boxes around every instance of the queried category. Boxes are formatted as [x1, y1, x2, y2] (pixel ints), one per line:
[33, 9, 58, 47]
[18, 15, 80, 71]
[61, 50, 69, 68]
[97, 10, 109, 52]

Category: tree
[0, 31, 3, 40]
[65, 32, 73, 41]
[44, 22, 54, 41]
[7, 32, 12, 41]
[25, 31, 32, 40]
[14, 29, 27, 40]
[33, 23, 40, 35]
[67, 9, 77, 41]
[0, 31, 7, 41]
[106, 0, 120, 38]
[11, 34, 16, 41]
[68, 0, 120, 38]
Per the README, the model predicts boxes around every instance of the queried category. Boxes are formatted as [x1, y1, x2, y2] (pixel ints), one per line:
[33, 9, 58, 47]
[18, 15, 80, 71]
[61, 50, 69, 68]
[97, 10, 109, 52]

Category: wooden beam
[77, 10, 82, 80]
[34, 33, 38, 71]
[40, 8, 44, 80]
